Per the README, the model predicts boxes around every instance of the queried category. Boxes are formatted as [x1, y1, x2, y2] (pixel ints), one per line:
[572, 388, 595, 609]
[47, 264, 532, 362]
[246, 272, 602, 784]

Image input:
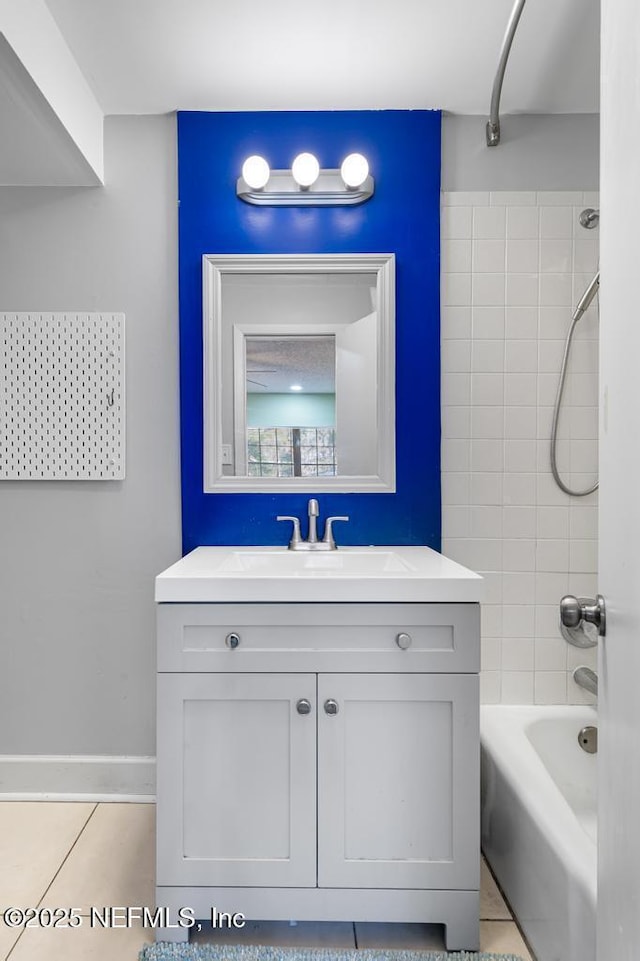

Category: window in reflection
[247, 427, 336, 478]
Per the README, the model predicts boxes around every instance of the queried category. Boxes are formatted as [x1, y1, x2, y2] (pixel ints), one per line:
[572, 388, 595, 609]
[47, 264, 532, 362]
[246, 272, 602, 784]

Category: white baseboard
[0, 754, 156, 801]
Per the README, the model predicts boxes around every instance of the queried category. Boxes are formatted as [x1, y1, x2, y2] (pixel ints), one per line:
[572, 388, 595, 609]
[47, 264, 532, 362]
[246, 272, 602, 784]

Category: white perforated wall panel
[0, 312, 125, 480]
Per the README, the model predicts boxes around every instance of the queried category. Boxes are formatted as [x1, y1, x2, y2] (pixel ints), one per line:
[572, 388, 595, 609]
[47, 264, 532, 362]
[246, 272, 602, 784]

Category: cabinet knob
[324, 699, 339, 716]
[225, 632, 241, 649]
[296, 699, 312, 715]
[396, 632, 412, 649]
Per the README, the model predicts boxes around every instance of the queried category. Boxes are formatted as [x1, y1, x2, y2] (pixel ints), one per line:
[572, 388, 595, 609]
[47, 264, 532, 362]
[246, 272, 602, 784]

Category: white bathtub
[481, 705, 597, 961]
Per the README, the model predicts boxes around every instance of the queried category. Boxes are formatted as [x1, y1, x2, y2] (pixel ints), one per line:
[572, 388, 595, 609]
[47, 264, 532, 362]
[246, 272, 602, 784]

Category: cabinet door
[317, 673, 479, 890]
[157, 673, 317, 887]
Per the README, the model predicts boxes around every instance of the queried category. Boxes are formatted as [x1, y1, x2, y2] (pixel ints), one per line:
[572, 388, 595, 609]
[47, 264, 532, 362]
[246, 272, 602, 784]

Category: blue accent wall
[178, 110, 441, 552]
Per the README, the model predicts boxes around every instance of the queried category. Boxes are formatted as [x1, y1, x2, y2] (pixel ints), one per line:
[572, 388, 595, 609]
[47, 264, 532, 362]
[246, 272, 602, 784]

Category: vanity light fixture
[236, 151, 374, 206]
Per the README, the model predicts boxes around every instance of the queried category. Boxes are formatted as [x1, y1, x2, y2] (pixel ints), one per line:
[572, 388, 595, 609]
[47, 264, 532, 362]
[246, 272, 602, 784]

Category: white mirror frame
[202, 253, 396, 493]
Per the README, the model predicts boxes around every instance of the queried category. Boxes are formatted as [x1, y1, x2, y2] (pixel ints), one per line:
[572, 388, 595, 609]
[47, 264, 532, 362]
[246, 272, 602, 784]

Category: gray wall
[442, 113, 599, 190]
[0, 115, 180, 756]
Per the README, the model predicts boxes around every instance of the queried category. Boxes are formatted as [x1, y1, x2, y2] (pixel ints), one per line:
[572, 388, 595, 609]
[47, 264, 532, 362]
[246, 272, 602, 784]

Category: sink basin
[156, 545, 483, 604]
[218, 550, 415, 575]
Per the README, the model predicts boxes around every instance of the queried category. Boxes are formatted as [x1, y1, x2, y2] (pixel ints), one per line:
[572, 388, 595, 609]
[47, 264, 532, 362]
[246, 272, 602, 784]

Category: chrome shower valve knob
[560, 595, 606, 637]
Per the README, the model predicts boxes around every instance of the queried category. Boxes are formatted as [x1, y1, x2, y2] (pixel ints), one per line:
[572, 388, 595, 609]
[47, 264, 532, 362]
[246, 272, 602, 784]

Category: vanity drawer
[157, 603, 480, 673]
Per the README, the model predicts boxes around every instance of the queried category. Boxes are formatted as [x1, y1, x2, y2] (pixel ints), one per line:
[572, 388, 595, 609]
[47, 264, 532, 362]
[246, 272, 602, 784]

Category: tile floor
[0, 802, 535, 960]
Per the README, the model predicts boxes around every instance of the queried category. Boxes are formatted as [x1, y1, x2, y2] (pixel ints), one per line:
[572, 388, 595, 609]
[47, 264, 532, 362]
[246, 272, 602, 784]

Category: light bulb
[340, 153, 369, 189]
[291, 153, 320, 188]
[241, 155, 270, 190]
[289, 384, 303, 391]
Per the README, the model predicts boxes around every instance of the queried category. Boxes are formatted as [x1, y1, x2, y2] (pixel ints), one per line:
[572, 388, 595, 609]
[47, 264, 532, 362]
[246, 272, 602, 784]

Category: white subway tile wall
[441, 191, 599, 705]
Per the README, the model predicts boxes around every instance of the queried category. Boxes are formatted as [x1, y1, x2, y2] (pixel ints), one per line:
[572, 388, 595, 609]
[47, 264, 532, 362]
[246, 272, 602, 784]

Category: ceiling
[43, 0, 600, 116]
[246, 336, 336, 394]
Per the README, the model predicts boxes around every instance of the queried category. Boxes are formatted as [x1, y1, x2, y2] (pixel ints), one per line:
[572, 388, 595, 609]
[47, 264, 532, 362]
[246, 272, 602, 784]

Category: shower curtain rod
[486, 0, 527, 147]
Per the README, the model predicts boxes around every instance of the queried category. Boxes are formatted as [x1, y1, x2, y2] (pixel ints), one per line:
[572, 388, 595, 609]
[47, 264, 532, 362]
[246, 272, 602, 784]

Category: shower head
[572, 270, 600, 321]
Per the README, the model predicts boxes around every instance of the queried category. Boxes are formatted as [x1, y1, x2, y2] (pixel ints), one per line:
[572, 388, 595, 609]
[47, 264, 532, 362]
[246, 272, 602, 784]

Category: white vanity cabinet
[155, 595, 481, 951]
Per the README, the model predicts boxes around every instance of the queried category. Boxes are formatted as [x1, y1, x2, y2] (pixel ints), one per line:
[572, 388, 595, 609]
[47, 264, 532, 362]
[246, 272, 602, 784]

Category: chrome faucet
[307, 497, 320, 545]
[277, 499, 349, 551]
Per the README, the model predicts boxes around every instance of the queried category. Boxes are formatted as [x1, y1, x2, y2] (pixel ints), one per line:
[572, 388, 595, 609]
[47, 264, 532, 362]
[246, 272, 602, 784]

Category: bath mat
[139, 945, 525, 961]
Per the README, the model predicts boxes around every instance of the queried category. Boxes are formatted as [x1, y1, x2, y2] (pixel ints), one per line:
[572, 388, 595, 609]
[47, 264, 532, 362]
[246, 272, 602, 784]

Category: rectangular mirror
[203, 253, 395, 492]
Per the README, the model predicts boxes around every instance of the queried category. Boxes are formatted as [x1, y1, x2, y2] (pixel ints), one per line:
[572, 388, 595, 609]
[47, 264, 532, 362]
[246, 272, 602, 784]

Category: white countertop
[155, 545, 483, 604]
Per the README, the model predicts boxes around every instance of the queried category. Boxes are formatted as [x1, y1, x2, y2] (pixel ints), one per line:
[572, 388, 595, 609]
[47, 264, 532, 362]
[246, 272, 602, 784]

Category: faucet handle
[322, 516, 350, 549]
[276, 516, 302, 549]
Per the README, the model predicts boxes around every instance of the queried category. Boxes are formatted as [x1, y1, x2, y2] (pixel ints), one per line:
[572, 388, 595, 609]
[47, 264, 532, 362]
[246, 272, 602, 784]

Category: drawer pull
[296, 699, 312, 715]
[225, 632, 241, 649]
[324, 699, 339, 716]
[396, 632, 412, 650]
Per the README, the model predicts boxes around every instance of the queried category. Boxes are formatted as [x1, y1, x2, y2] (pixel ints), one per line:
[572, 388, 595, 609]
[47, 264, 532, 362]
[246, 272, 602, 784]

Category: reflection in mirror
[246, 335, 337, 478]
[203, 253, 395, 493]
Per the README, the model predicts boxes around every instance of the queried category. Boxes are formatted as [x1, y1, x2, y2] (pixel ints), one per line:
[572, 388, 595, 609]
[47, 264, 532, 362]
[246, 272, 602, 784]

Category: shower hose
[550, 294, 599, 497]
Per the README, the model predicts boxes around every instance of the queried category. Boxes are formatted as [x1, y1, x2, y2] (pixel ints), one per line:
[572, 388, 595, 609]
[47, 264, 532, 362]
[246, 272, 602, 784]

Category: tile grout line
[483, 919, 538, 961]
[481, 920, 537, 961]
[481, 855, 537, 960]
[35, 802, 100, 908]
[5, 802, 99, 959]
[481, 855, 514, 922]
[37, 804, 99, 910]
